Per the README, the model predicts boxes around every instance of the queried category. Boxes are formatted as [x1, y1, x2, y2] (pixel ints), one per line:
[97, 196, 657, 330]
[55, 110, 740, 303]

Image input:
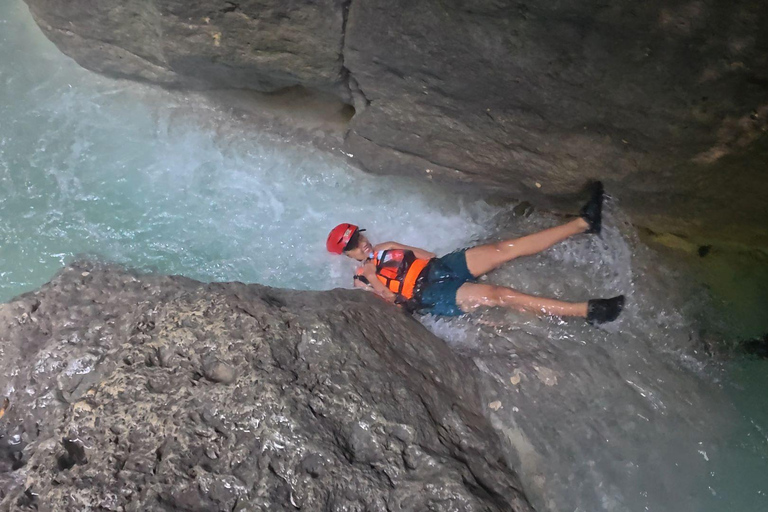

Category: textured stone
[202, 359, 237, 384]
[0, 262, 531, 511]
[23, 0, 350, 97]
[342, 0, 768, 246]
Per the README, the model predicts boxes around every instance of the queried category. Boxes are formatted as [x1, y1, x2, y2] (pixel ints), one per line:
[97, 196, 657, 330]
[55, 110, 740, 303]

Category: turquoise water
[1, 1, 766, 511]
[712, 360, 768, 507]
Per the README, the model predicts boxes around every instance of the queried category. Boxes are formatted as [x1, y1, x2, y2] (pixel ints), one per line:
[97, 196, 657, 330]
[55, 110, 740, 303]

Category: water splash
[0, 0, 498, 301]
[419, 204, 766, 511]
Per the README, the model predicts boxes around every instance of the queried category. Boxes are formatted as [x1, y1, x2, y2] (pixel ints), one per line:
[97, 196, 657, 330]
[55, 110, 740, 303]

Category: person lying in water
[326, 182, 625, 324]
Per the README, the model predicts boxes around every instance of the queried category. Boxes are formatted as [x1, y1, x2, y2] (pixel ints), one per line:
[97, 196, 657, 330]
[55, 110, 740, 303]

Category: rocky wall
[22, 0, 768, 246]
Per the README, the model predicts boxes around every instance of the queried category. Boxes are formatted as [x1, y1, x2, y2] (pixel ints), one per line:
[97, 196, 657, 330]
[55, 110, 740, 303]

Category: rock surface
[23, 0, 350, 98]
[0, 262, 531, 511]
[21, 0, 768, 247]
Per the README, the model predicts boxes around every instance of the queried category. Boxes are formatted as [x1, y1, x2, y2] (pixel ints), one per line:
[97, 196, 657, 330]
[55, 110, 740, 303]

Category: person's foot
[587, 295, 625, 324]
[580, 181, 604, 235]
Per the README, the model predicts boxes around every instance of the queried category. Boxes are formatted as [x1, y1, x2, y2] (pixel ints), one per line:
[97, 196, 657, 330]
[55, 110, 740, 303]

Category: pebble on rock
[203, 360, 236, 385]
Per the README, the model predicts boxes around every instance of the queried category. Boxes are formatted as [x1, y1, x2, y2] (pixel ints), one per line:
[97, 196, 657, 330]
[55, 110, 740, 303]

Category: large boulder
[21, 0, 768, 246]
[343, 0, 768, 247]
[23, 0, 350, 97]
[0, 262, 531, 511]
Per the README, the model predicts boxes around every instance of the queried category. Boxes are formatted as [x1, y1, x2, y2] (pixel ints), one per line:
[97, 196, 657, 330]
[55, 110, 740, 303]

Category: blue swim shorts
[417, 249, 476, 317]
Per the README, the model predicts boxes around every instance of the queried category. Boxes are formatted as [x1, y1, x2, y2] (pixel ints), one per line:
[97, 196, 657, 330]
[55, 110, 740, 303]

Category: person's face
[343, 231, 373, 261]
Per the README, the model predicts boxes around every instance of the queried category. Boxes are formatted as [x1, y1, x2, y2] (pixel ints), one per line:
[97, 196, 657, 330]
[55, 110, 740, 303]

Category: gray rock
[21, 0, 768, 247]
[202, 358, 237, 385]
[0, 262, 531, 511]
[23, 0, 349, 98]
[342, 0, 768, 247]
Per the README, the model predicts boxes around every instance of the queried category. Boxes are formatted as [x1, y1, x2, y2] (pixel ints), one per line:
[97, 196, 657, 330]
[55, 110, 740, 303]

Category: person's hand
[353, 268, 371, 289]
[379, 289, 398, 303]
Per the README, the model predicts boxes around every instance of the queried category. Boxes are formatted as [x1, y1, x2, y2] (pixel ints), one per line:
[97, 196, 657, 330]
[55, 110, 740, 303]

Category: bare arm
[374, 241, 436, 260]
[358, 262, 397, 303]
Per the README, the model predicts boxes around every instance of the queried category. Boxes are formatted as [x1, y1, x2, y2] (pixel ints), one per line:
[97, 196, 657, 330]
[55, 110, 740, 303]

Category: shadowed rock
[741, 335, 768, 358]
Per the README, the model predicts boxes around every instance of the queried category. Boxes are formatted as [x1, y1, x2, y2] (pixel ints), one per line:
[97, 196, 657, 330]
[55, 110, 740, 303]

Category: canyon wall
[23, 0, 768, 246]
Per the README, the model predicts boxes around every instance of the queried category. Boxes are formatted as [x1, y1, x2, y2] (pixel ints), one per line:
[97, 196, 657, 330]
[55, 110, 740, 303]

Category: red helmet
[326, 223, 363, 254]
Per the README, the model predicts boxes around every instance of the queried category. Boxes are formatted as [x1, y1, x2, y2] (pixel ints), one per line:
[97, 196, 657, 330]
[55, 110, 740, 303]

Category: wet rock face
[0, 263, 531, 511]
[23, 0, 350, 97]
[343, 0, 768, 247]
[21, 0, 768, 245]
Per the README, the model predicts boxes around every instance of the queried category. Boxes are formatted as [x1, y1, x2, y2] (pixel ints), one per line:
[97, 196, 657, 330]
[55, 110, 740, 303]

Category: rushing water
[423, 210, 768, 512]
[1, 1, 766, 511]
[0, 1, 497, 300]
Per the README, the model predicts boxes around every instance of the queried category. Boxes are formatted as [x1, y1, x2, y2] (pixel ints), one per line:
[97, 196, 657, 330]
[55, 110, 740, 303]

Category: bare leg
[456, 283, 588, 317]
[465, 218, 589, 277]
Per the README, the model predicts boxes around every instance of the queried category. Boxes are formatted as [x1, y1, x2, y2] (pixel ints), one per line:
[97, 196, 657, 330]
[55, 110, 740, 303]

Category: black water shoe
[587, 295, 625, 325]
[580, 181, 604, 235]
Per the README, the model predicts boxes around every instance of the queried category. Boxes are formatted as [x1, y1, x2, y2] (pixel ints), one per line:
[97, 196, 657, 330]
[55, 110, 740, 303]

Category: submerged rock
[741, 335, 768, 358]
[21, 0, 768, 247]
[0, 262, 531, 511]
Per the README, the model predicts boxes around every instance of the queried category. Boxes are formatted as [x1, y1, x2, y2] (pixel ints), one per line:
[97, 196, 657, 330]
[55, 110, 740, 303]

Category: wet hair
[344, 229, 361, 252]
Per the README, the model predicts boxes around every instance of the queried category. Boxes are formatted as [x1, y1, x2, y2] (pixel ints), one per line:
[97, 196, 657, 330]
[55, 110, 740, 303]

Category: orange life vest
[371, 249, 431, 300]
